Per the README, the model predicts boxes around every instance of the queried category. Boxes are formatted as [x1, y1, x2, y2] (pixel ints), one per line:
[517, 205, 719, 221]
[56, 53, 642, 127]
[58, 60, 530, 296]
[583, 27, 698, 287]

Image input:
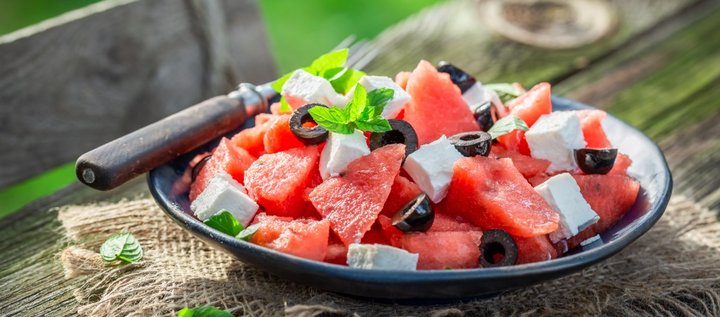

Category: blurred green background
[0, 0, 443, 217]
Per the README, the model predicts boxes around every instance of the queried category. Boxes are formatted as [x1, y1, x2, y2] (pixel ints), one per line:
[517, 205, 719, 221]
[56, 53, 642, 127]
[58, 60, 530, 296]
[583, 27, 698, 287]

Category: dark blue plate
[148, 96, 672, 300]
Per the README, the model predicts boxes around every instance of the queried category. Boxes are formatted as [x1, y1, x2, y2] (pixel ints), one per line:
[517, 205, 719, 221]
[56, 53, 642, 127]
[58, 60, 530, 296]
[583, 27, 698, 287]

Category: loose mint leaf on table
[487, 115, 529, 139]
[484, 83, 523, 104]
[177, 306, 234, 317]
[203, 210, 243, 236]
[236, 224, 260, 241]
[100, 231, 143, 264]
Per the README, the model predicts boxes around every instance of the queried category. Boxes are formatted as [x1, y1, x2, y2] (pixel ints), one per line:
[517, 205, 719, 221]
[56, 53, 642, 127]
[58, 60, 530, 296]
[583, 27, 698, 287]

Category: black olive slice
[472, 101, 494, 132]
[448, 131, 492, 157]
[289, 103, 329, 145]
[392, 194, 435, 232]
[436, 61, 477, 93]
[479, 229, 518, 267]
[574, 148, 618, 174]
[191, 154, 212, 181]
[369, 119, 418, 158]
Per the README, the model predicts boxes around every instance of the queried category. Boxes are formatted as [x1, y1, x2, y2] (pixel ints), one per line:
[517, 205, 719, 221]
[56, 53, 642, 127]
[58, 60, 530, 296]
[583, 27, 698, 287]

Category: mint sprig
[99, 231, 143, 264]
[308, 86, 393, 134]
[272, 49, 367, 112]
[203, 210, 243, 237]
[484, 83, 523, 104]
[177, 306, 233, 317]
[488, 115, 529, 139]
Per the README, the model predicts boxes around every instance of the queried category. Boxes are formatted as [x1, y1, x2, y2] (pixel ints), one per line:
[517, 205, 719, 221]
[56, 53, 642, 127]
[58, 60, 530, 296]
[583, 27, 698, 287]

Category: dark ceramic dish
[148, 96, 672, 300]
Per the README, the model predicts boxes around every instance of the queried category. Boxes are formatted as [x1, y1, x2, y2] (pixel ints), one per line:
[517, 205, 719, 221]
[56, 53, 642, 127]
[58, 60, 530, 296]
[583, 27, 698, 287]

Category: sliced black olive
[289, 103, 329, 145]
[472, 101, 494, 132]
[574, 148, 618, 174]
[479, 229, 518, 268]
[392, 194, 434, 232]
[437, 61, 477, 93]
[448, 131, 492, 157]
[191, 154, 212, 181]
[369, 119, 418, 158]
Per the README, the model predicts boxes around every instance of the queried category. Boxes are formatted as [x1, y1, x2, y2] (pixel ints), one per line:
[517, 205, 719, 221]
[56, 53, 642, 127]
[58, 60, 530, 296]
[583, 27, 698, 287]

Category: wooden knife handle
[76, 84, 274, 190]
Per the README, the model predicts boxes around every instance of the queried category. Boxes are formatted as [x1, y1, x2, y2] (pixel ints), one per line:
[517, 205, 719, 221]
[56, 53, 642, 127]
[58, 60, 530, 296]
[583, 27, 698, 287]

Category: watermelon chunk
[429, 213, 478, 232]
[439, 157, 559, 237]
[250, 213, 330, 261]
[231, 120, 273, 158]
[566, 174, 640, 249]
[244, 146, 320, 217]
[189, 138, 255, 201]
[609, 153, 632, 176]
[577, 110, 611, 148]
[403, 60, 480, 144]
[497, 83, 552, 154]
[377, 215, 403, 247]
[379, 175, 422, 217]
[395, 71, 411, 90]
[263, 114, 305, 154]
[514, 235, 558, 264]
[492, 146, 551, 180]
[401, 231, 482, 269]
[309, 144, 405, 246]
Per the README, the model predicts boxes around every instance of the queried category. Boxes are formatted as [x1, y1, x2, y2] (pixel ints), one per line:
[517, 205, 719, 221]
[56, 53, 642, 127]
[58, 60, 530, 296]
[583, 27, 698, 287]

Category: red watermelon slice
[491, 146, 551, 180]
[497, 83, 552, 155]
[231, 119, 273, 158]
[566, 174, 640, 249]
[379, 175, 422, 217]
[439, 157, 559, 237]
[403, 60, 480, 144]
[609, 153, 632, 176]
[401, 231, 483, 269]
[429, 213, 478, 232]
[263, 114, 305, 154]
[309, 144, 405, 246]
[189, 138, 255, 201]
[244, 146, 320, 217]
[395, 71, 411, 90]
[514, 235, 558, 264]
[577, 110, 611, 148]
[250, 213, 330, 261]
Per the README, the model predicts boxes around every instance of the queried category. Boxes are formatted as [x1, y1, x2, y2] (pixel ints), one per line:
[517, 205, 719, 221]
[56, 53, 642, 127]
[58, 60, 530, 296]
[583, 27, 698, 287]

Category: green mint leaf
[308, 106, 354, 134]
[366, 88, 394, 118]
[487, 115, 529, 139]
[177, 306, 233, 317]
[279, 97, 292, 113]
[236, 224, 260, 241]
[355, 117, 392, 133]
[308, 49, 348, 73]
[345, 84, 367, 122]
[100, 231, 143, 264]
[484, 83, 523, 104]
[271, 71, 294, 92]
[324, 67, 367, 94]
[203, 210, 244, 237]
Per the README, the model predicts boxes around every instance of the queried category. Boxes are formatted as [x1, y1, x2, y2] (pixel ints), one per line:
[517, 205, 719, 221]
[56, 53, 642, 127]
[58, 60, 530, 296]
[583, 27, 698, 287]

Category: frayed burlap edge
[57, 195, 720, 317]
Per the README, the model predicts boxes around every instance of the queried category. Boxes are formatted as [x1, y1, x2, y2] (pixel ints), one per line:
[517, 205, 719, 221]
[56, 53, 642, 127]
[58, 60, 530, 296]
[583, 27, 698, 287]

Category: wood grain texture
[0, 0, 276, 189]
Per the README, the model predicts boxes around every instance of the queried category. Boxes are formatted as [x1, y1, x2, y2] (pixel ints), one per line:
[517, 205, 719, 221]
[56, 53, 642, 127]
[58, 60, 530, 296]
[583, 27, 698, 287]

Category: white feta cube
[346, 243, 418, 271]
[462, 83, 503, 112]
[190, 174, 259, 226]
[319, 130, 370, 179]
[580, 234, 601, 246]
[403, 136, 464, 203]
[281, 69, 348, 106]
[525, 111, 586, 172]
[534, 173, 599, 243]
[353, 75, 411, 118]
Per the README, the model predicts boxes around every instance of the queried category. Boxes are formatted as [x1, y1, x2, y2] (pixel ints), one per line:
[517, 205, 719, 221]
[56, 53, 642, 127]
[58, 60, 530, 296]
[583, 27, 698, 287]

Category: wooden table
[1, 0, 719, 315]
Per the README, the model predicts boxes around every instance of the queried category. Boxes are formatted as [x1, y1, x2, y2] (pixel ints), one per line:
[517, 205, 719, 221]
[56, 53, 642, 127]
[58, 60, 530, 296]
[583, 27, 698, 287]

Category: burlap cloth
[57, 194, 720, 317]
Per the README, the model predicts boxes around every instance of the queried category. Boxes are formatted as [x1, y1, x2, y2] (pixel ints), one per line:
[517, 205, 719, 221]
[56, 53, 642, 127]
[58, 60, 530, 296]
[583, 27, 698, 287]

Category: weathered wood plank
[0, 0, 276, 189]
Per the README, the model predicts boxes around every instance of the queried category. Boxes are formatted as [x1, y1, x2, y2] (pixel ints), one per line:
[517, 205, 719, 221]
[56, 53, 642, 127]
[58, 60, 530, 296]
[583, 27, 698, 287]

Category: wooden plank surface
[0, 0, 276, 189]
[1, 0, 719, 316]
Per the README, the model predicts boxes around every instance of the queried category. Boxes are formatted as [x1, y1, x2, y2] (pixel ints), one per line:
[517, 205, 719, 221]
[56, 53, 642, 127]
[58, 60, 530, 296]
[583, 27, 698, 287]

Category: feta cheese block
[462, 83, 502, 112]
[190, 174, 259, 226]
[525, 111, 586, 172]
[353, 75, 411, 118]
[346, 243, 418, 271]
[281, 69, 347, 107]
[534, 173, 600, 243]
[403, 135, 464, 203]
[319, 130, 371, 179]
[580, 234, 601, 246]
